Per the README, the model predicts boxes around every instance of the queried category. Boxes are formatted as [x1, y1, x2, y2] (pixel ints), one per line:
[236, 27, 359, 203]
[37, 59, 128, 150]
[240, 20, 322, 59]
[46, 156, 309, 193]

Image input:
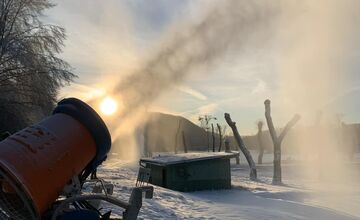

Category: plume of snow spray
[273, 0, 360, 214]
[102, 0, 280, 159]
[85, 0, 359, 215]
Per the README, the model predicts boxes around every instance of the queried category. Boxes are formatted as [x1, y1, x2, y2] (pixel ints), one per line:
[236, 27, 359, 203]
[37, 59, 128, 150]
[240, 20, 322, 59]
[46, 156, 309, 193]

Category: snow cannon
[0, 98, 153, 220]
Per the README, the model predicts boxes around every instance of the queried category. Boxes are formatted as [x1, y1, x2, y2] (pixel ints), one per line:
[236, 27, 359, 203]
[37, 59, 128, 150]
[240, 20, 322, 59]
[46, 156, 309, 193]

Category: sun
[100, 97, 118, 116]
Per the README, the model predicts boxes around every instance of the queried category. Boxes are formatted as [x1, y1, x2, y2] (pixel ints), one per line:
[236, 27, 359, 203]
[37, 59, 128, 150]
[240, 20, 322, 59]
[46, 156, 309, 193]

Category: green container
[140, 153, 237, 192]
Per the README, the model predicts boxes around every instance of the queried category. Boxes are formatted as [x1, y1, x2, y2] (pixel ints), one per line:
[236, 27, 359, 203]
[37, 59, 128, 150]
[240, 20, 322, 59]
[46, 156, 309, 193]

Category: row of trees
[198, 101, 358, 185]
[200, 100, 300, 185]
[198, 115, 227, 152]
[0, 0, 75, 131]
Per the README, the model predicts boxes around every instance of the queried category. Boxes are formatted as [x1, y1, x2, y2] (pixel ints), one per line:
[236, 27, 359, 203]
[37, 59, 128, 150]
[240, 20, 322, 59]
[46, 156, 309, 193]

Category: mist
[272, 0, 360, 213]
[94, 0, 281, 160]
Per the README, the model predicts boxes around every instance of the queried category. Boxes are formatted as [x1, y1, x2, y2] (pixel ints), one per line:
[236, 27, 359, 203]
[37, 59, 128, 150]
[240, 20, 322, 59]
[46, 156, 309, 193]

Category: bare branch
[278, 114, 301, 143]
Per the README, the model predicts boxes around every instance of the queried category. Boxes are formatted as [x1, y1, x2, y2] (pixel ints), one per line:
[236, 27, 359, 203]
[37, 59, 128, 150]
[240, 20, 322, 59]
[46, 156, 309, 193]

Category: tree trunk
[257, 145, 264, 164]
[175, 118, 182, 154]
[258, 146, 264, 164]
[257, 121, 264, 164]
[217, 123, 222, 152]
[273, 141, 282, 184]
[225, 113, 257, 180]
[206, 129, 210, 152]
[182, 131, 188, 153]
[143, 122, 150, 157]
[225, 138, 231, 152]
[264, 99, 300, 185]
[211, 123, 215, 152]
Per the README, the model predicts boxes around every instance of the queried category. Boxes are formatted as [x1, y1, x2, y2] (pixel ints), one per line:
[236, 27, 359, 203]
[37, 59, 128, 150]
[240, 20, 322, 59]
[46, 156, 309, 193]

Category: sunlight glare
[100, 97, 118, 115]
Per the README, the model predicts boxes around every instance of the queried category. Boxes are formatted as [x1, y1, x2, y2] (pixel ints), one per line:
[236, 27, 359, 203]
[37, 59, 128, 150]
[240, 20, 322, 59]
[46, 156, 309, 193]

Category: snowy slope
[97, 155, 360, 220]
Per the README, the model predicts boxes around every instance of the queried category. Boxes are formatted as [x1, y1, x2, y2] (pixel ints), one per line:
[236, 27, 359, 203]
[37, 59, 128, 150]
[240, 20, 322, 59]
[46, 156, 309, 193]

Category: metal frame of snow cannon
[50, 180, 154, 220]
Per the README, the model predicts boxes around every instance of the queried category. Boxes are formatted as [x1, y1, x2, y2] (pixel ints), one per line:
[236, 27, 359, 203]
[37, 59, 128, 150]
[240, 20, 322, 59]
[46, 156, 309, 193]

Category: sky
[46, 0, 360, 135]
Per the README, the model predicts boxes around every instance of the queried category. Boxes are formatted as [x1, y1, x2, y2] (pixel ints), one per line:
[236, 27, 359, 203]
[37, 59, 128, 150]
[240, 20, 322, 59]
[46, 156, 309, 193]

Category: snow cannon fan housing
[0, 98, 111, 220]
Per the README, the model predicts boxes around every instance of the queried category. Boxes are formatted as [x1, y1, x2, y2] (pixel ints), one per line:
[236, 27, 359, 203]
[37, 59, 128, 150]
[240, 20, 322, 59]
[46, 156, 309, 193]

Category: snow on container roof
[140, 152, 239, 166]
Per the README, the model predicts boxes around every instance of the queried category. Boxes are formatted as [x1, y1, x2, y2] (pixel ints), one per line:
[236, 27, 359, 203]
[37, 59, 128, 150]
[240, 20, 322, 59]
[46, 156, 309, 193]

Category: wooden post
[264, 99, 300, 184]
[225, 113, 257, 180]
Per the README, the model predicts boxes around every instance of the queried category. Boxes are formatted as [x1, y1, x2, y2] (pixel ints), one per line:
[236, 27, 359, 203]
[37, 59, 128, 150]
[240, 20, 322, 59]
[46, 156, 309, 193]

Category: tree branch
[278, 114, 301, 143]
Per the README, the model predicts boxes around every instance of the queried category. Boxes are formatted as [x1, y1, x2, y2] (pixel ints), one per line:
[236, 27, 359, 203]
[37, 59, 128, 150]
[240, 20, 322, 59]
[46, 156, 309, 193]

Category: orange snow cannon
[0, 98, 111, 219]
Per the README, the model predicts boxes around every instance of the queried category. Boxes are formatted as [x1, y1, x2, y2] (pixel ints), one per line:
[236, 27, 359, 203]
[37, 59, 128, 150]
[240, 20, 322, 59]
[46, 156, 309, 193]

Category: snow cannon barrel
[0, 98, 111, 219]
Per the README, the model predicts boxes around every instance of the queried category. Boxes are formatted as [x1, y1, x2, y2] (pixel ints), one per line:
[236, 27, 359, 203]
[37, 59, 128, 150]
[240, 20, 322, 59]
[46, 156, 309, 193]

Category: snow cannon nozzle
[53, 97, 112, 180]
[0, 98, 112, 219]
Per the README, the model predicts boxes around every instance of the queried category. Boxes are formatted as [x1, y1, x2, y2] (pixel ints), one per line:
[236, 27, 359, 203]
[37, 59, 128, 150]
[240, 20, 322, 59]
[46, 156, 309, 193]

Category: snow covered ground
[97, 153, 360, 220]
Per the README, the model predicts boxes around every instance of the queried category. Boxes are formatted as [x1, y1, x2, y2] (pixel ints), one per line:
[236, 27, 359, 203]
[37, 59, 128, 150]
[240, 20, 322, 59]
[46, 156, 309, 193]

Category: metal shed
[140, 152, 239, 192]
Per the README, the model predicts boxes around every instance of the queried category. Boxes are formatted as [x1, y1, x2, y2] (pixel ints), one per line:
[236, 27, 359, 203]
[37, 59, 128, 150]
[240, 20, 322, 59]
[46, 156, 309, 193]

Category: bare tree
[257, 120, 264, 164]
[198, 115, 217, 152]
[0, 0, 75, 132]
[225, 113, 257, 180]
[264, 99, 300, 185]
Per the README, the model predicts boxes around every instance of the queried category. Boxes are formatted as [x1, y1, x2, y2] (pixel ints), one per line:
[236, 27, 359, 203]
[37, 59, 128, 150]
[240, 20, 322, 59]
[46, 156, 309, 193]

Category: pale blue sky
[46, 0, 360, 135]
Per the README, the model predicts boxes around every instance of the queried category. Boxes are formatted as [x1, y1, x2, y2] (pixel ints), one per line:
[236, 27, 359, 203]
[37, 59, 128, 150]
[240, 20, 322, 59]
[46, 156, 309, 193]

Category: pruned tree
[0, 0, 75, 132]
[264, 99, 301, 185]
[257, 120, 264, 164]
[225, 113, 257, 180]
